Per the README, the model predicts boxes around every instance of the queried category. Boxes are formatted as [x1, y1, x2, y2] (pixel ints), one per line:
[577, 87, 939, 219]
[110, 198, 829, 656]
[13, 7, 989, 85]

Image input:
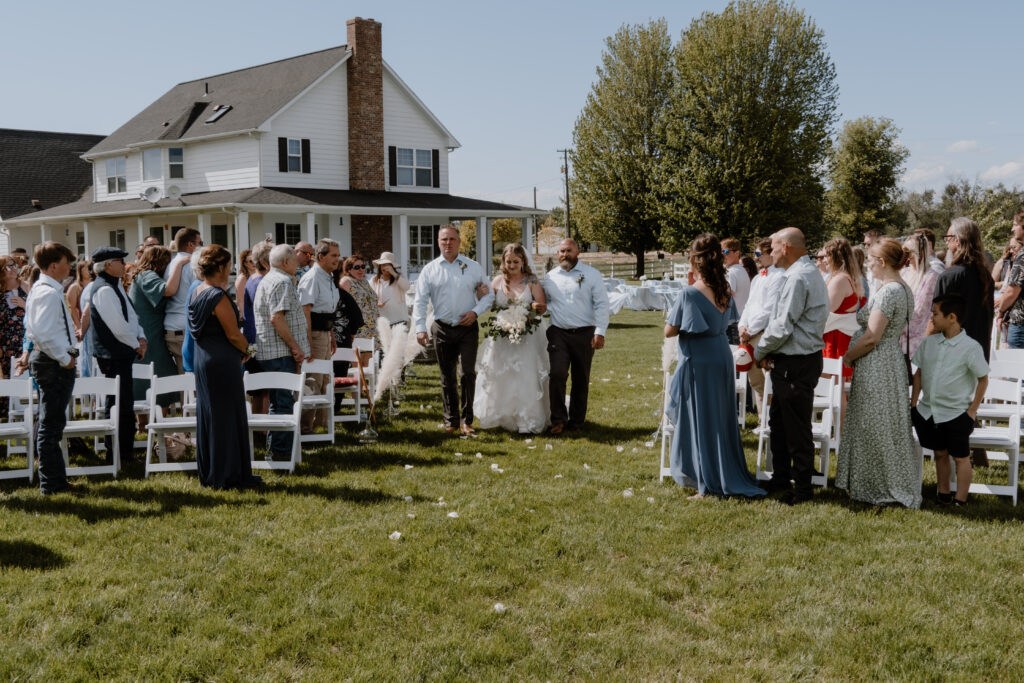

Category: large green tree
[824, 116, 909, 240]
[570, 19, 674, 277]
[658, 0, 839, 250]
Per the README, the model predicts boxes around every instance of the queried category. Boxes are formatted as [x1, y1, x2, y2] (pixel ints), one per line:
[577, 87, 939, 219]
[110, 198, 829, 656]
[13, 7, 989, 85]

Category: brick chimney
[346, 17, 385, 191]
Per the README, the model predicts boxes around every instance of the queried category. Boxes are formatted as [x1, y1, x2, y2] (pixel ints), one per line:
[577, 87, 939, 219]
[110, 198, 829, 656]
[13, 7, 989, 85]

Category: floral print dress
[343, 276, 379, 345]
[0, 287, 27, 376]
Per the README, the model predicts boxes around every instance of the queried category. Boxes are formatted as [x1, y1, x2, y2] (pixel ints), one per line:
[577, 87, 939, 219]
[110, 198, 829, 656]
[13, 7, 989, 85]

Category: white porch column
[523, 216, 535, 264]
[197, 213, 209, 246]
[136, 217, 146, 257]
[304, 212, 316, 245]
[82, 221, 90, 257]
[39, 224, 46, 244]
[236, 211, 249, 265]
[398, 214, 409, 274]
[476, 216, 489, 274]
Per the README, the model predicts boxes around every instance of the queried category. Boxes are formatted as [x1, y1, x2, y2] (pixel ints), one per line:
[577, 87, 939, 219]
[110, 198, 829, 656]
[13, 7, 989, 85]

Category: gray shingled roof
[86, 46, 350, 157]
[0, 129, 105, 220]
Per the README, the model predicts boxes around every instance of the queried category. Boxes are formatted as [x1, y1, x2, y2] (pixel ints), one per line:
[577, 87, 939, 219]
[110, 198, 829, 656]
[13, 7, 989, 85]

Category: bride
[474, 243, 550, 433]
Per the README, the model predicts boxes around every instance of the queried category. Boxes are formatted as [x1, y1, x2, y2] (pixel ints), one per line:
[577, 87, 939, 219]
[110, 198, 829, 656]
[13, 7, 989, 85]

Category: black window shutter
[277, 138, 288, 172]
[432, 149, 440, 188]
[301, 138, 311, 173]
[388, 146, 397, 187]
[275, 222, 285, 244]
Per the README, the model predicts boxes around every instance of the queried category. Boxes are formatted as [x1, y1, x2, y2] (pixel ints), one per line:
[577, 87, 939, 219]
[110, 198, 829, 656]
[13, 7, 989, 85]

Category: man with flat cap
[88, 246, 147, 465]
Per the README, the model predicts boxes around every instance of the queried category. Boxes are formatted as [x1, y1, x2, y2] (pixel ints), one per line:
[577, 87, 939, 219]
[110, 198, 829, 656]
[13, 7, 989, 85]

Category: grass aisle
[2, 309, 1024, 680]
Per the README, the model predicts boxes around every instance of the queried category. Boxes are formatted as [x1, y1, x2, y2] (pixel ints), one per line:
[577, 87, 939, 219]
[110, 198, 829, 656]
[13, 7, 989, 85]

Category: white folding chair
[6, 358, 35, 457]
[658, 368, 675, 482]
[62, 375, 120, 478]
[755, 374, 835, 488]
[819, 356, 845, 454]
[143, 373, 198, 477]
[299, 358, 335, 444]
[729, 345, 748, 427]
[0, 379, 35, 482]
[332, 347, 364, 425]
[244, 371, 303, 473]
[991, 348, 1024, 365]
[132, 363, 154, 449]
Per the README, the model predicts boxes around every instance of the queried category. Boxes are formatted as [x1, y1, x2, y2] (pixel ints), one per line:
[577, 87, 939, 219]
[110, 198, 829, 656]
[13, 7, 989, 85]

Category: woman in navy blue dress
[665, 233, 765, 499]
[187, 245, 261, 490]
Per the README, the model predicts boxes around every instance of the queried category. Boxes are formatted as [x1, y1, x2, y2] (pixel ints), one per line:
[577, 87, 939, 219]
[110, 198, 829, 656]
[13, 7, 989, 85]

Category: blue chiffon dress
[666, 287, 765, 498]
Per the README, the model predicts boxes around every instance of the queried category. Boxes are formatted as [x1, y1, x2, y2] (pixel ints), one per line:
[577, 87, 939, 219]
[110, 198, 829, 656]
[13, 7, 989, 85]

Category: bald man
[294, 241, 315, 280]
[753, 227, 829, 505]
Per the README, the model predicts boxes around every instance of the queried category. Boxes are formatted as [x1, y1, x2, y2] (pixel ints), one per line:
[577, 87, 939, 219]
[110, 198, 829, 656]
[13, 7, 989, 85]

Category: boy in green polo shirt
[911, 294, 989, 506]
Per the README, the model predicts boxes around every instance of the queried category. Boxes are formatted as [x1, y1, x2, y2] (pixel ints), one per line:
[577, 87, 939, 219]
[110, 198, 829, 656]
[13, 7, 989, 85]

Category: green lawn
[2, 309, 1024, 680]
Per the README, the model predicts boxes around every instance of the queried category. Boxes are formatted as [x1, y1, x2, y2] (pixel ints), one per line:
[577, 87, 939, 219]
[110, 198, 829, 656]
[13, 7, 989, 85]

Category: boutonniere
[576, 274, 585, 288]
[458, 261, 467, 274]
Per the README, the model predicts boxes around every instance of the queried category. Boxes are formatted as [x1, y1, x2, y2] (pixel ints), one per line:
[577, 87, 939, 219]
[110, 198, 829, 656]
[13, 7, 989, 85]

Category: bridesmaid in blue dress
[187, 245, 261, 490]
[665, 233, 765, 499]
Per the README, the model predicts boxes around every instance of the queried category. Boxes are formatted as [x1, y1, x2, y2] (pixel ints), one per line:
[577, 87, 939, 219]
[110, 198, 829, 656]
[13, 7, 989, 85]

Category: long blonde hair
[499, 243, 534, 294]
[902, 233, 932, 291]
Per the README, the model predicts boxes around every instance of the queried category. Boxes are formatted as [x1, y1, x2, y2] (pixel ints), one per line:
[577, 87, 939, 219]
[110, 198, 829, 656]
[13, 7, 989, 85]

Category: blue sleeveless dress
[666, 287, 765, 498]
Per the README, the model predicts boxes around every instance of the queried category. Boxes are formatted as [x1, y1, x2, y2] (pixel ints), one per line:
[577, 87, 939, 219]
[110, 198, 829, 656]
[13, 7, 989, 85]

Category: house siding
[186, 136, 260, 192]
[383, 70, 449, 193]
[261, 67, 348, 190]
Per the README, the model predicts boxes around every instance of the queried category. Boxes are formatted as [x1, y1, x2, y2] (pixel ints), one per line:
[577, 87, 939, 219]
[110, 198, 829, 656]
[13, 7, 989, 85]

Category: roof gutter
[82, 129, 261, 160]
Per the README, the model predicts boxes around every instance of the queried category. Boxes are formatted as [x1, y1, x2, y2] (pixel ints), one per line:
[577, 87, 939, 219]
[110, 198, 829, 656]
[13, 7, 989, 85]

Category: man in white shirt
[542, 238, 610, 434]
[298, 238, 340, 432]
[738, 237, 785, 414]
[413, 225, 494, 435]
[722, 238, 750, 345]
[163, 228, 202, 372]
[25, 242, 79, 494]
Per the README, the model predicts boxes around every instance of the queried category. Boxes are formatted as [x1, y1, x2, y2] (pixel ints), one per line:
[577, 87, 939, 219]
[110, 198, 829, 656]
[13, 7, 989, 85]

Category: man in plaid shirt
[254, 243, 309, 459]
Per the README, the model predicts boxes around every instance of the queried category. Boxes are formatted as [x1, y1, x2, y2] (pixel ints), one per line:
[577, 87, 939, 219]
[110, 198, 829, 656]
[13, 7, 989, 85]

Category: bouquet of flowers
[484, 300, 542, 344]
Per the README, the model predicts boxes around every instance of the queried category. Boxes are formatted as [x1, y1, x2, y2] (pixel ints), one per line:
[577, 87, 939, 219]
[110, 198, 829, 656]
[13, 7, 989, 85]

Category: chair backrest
[302, 358, 334, 376]
[331, 347, 359, 363]
[352, 338, 374, 354]
[991, 348, 1024, 365]
[243, 371, 304, 394]
[988, 359, 1024, 382]
[0, 378, 34, 402]
[132, 363, 155, 381]
[983, 377, 1023, 406]
[72, 375, 119, 398]
[821, 357, 844, 378]
[150, 372, 196, 400]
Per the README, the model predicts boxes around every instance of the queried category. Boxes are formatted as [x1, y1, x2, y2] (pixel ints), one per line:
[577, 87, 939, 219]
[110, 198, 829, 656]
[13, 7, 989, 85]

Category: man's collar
[38, 273, 63, 290]
[558, 261, 581, 273]
[940, 329, 967, 346]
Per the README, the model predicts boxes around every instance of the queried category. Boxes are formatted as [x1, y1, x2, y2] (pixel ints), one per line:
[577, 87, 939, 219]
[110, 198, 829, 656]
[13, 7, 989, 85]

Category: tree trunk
[634, 251, 645, 279]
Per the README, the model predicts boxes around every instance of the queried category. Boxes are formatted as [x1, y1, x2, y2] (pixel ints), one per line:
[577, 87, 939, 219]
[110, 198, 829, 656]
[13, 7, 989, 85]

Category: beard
[559, 254, 578, 269]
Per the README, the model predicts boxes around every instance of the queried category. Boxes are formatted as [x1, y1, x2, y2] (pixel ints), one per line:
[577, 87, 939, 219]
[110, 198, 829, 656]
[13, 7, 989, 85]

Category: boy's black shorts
[911, 407, 975, 460]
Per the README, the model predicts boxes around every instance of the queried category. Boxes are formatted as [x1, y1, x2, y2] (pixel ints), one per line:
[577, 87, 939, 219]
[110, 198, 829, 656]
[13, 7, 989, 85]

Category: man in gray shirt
[754, 227, 828, 505]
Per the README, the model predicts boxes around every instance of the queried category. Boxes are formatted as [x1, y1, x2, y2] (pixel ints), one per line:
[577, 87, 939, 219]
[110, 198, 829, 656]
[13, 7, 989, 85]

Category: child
[910, 293, 989, 506]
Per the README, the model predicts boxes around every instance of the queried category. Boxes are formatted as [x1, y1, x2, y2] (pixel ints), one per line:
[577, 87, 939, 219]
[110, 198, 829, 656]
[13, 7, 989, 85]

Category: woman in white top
[370, 252, 411, 325]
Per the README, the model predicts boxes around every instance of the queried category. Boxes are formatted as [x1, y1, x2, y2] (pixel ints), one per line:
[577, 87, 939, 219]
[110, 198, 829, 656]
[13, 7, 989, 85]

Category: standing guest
[821, 237, 865, 379]
[163, 228, 202, 372]
[911, 294, 989, 507]
[837, 238, 918, 508]
[243, 242, 272, 416]
[25, 242, 78, 495]
[665, 234, 765, 499]
[753, 228, 829, 505]
[862, 229, 884, 293]
[298, 238, 340, 433]
[413, 225, 494, 435]
[179, 251, 205, 373]
[0, 257, 29, 378]
[902, 233, 940, 356]
[722, 238, 750, 344]
[852, 245, 870, 298]
[294, 241, 315, 281]
[541, 238, 610, 434]
[995, 210, 1024, 349]
[738, 237, 785, 415]
[740, 255, 758, 281]
[992, 237, 1022, 292]
[913, 228, 944, 274]
[339, 253, 379, 356]
[332, 275, 364, 387]
[128, 245, 181, 402]
[65, 260, 93, 333]
[253, 244, 308, 459]
[188, 245, 261, 490]
[370, 252, 411, 326]
[234, 248, 255, 321]
[814, 248, 829, 279]
[88, 247, 147, 466]
[10, 248, 29, 269]
[937, 218, 994, 362]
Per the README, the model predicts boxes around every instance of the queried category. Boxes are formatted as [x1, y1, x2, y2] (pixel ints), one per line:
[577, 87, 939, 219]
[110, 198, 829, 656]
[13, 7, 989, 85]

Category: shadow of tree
[0, 539, 68, 570]
[262, 481, 409, 503]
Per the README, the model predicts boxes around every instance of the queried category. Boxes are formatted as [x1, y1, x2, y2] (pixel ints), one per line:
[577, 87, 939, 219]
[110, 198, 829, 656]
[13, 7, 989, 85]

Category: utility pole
[557, 148, 571, 242]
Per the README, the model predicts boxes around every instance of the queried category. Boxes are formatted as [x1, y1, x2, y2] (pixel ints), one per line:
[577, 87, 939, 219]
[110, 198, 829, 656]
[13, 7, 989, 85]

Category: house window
[109, 229, 126, 251]
[277, 137, 310, 173]
[149, 226, 164, 242]
[274, 223, 301, 244]
[169, 148, 184, 179]
[75, 232, 86, 259]
[287, 140, 302, 172]
[395, 148, 433, 187]
[409, 224, 440, 270]
[211, 224, 229, 249]
[105, 157, 127, 194]
[143, 149, 162, 181]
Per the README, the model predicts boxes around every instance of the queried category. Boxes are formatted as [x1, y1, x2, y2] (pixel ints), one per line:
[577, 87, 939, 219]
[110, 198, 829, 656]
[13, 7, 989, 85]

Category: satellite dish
[142, 186, 162, 203]
[166, 185, 182, 201]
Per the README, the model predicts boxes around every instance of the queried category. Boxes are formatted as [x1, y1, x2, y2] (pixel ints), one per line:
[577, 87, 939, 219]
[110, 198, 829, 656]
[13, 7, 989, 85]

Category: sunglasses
[754, 250, 763, 258]
[944, 234, 957, 241]
[350, 264, 366, 270]
[722, 249, 733, 255]
[298, 250, 314, 257]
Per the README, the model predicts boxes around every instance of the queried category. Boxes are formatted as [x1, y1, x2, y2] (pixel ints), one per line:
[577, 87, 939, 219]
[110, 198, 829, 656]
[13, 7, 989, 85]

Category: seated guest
[254, 244, 309, 460]
[187, 245, 260, 490]
[911, 294, 989, 507]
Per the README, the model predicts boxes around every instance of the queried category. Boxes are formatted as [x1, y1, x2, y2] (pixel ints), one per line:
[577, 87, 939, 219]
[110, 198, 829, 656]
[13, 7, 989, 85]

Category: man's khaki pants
[165, 330, 185, 373]
[303, 330, 332, 432]
[747, 331, 766, 415]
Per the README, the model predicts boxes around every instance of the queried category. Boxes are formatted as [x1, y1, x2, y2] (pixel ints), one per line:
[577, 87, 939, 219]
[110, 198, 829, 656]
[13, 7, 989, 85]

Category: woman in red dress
[821, 237, 865, 379]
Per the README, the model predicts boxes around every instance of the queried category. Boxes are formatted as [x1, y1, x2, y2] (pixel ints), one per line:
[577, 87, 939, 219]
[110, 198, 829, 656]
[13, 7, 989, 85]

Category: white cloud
[946, 139, 977, 153]
[981, 160, 1024, 182]
[902, 163, 950, 187]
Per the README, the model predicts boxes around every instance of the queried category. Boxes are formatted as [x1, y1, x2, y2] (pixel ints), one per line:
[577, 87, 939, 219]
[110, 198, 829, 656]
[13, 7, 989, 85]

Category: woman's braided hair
[689, 233, 732, 310]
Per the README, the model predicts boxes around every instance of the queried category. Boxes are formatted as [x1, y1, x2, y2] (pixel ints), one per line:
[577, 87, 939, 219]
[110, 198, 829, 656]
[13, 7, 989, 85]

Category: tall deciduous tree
[825, 116, 909, 240]
[570, 19, 674, 277]
[658, 0, 839, 250]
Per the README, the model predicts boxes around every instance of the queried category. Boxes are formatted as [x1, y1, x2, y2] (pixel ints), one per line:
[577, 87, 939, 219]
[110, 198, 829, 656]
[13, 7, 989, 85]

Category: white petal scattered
[454, 452, 463, 457]
[527, 508, 535, 513]
[527, 445, 537, 450]
[525, 438, 533, 444]
[475, 453, 483, 459]
[404, 495, 413, 502]
[389, 531, 402, 541]
[647, 497, 655, 503]
[623, 489, 634, 498]
[495, 468, 504, 473]
[404, 464, 414, 469]
[407, 513, 416, 518]
[554, 474, 563, 479]
[601, 378, 610, 382]
[545, 444, 553, 450]
[627, 374, 631, 379]
[644, 441, 655, 448]
[493, 602, 507, 613]
[420, 404, 425, 410]
[616, 446, 624, 453]
[490, 463, 500, 470]
[438, 496, 445, 502]
[438, 501, 447, 506]
[583, 463, 591, 470]
[631, 447, 638, 453]
[447, 511, 460, 519]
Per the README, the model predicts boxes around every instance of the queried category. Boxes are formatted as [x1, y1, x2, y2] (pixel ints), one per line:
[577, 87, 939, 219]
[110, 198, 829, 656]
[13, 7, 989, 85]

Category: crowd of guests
[667, 212, 1020, 509]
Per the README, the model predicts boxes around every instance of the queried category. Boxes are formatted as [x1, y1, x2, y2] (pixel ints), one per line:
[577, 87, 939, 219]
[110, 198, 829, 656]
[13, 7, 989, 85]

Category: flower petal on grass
[447, 511, 460, 519]
[616, 446, 624, 453]
[623, 489, 634, 498]
[494, 603, 507, 613]
[583, 463, 591, 470]
[389, 531, 402, 541]
[647, 497, 655, 503]
[404, 496, 413, 502]
[554, 474, 563, 479]
[404, 464, 414, 470]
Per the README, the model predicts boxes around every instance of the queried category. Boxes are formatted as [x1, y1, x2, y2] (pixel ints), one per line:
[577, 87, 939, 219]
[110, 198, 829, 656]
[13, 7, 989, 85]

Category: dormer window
[389, 147, 440, 188]
[169, 148, 184, 179]
[105, 157, 127, 194]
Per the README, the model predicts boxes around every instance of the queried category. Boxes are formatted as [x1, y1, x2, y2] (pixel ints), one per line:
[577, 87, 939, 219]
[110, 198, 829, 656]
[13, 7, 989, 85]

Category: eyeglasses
[815, 254, 826, 261]
[350, 264, 366, 270]
[4, 263, 19, 271]
[754, 250, 763, 258]
[722, 249, 732, 255]
[944, 234, 958, 241]
[298, 250, 314, 257]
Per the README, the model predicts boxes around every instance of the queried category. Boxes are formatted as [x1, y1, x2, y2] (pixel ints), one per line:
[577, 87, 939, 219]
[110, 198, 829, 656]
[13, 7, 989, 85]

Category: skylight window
[204, 105, 232, 124]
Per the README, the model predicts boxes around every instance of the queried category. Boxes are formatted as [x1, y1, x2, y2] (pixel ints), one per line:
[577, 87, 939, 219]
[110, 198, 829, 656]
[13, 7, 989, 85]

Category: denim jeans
[261, 355, 296, 455]
[1007, 323, 1024, 349]
[30, 354, 76, 493]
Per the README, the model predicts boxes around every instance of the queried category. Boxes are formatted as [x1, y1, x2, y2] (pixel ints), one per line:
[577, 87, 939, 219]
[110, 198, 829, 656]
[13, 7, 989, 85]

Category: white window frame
[105, 156, 127, 194]
[287, 139, 302, 173]
[168, 147, 184, 179]
[75, 231, 86, 259]
[142, 149, 162, 181]
[408, 224, 439, 271]
[396, 148, 433, 187]
[108, 229, 126, 251]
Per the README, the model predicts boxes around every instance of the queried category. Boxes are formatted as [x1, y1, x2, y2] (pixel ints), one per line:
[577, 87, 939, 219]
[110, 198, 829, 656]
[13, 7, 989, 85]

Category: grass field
[2, 309, 1024, 680]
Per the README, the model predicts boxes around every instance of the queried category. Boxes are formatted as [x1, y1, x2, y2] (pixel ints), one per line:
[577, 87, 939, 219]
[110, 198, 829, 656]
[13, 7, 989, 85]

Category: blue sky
[2, 0, 1021, 210]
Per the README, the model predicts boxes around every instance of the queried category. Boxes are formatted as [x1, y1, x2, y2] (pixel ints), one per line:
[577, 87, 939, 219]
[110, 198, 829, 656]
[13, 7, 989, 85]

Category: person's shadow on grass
[0, 539, 67, 570]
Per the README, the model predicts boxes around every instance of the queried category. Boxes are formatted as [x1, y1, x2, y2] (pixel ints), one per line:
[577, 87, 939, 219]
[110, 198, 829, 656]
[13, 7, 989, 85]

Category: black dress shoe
[234, 475, 264, 490]
[759, 478, 791, 494]
[41, 483, 77, 496]
[780, 490, 812, 506]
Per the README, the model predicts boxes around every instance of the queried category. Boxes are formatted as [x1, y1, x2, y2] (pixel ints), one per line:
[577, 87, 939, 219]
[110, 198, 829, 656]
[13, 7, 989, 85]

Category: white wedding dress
[474, 284, 550, 434]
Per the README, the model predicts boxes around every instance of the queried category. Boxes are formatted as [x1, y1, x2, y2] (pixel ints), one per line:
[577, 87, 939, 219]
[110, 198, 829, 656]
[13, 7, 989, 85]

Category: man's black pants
[547, 325, 596, 428]
[767, 351, 822, 495]
[432, 321, 478, 428]
[96, 356, 137, 465]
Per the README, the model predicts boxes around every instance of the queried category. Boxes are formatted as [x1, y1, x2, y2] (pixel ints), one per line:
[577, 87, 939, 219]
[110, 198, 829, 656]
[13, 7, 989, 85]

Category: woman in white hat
[370, 252, 410, 326]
